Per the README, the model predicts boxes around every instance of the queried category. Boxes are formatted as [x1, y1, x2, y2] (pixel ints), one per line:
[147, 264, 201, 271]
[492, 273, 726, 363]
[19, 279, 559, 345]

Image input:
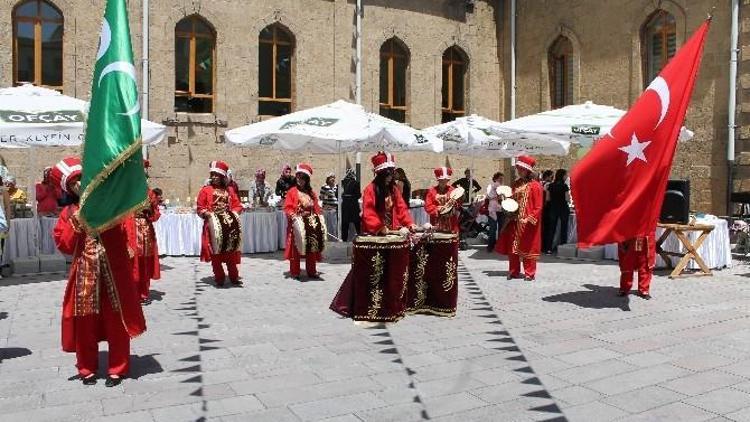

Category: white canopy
[492, 101, 693, 149]
[225, 100, 443, 153]
[0, 84, 166, 148]
[423, 114, 570, 157]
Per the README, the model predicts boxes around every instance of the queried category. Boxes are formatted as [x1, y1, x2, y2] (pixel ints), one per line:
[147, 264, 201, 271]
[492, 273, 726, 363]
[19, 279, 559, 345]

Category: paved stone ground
[1, 249, 750, 421]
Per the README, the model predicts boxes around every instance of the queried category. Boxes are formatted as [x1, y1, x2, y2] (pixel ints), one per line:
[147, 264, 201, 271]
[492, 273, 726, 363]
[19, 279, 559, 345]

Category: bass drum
[292, 214, 327, 255]
[330, 234, 410, 322]
[207, 211, 242, 254]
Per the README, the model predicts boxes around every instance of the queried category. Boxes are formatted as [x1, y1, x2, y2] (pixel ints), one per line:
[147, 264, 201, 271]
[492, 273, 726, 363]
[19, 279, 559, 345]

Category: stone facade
[0, 0, 504, 200]
[0, 0, 738, 214]
[513, 0, 731, 214]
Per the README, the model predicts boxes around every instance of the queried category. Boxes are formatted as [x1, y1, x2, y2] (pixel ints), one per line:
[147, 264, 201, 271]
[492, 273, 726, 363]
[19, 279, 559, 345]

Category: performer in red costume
[424, 167, 460, 233]
[196, 161, 243, 286]
[496, 155, 543, 281]
[617, 234, 656, 299]
[361, 152, 416, 235]
[132, 160, 161, 304]
[330, 151, 417, 322]
[284, 163, 322, 279]
[51, 157, 146, 387]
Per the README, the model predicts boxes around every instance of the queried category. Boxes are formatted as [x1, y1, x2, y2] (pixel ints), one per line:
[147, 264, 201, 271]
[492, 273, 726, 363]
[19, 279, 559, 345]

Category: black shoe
[230, 280, 242, 286]
[307, 273, 322, 280]
[105, 376, 123, 387]
[506, 274, 520, 280]
[638, 292, 652, 300]
[140, 298, 152, 305]
[524, 276, 535, 281]
[82, 374, 97, 385]
[617, 290, 629, 297]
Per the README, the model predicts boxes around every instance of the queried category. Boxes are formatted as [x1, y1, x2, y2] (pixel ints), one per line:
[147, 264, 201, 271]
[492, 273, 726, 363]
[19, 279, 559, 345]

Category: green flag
[79, 0, 147, 233]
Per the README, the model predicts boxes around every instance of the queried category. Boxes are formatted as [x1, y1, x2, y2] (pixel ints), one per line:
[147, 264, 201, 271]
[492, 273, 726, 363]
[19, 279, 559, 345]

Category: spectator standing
[340, 168, 361, 241]
[485, 171, 505, 251]
[544, 169, 571, 253]
[320, 173, 338, 210]
[36, 167, 58, 216]
[452, 168, 482, 203]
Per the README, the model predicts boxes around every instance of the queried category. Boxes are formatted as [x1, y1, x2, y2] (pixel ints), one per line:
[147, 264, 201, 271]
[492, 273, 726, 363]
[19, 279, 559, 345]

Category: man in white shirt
[485, 172, 504, 251]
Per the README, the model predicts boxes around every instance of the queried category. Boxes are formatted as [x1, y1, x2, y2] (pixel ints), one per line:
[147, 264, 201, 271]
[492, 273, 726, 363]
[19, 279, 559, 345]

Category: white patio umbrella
[423, 114, 570, 203]
[226, 100, 443, 240]
[0, 84, 166, 147]
[423, 114, 570, 157]
[492, 101, 693, 150]
[225, 100, 443, 153]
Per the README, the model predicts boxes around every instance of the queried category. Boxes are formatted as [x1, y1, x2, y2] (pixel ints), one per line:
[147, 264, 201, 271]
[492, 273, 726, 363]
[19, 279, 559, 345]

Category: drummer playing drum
[330, 151, 417, 323]
[495, 155, 543, 281]
[197, 161, 243, 287]
[424, 167, 461, 234]
[283, 163, 323, 280]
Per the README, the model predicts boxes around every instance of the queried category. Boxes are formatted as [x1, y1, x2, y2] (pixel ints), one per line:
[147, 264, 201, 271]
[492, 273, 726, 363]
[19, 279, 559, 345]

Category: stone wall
[0, 0, 505, 201]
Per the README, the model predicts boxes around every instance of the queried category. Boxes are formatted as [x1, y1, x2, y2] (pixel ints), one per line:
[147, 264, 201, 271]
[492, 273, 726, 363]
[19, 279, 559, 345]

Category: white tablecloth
[39, 217, 58, 255]
[154, 213, 203, 256]
[154, 211, 284, 256]
[568, 214, 731, 269]
[323, 209, 338, 240]
[1, 217, 65, 263]
[242, 212, 279, 253]
[2, 218, 38, 264]
[410, 207, 430, 226]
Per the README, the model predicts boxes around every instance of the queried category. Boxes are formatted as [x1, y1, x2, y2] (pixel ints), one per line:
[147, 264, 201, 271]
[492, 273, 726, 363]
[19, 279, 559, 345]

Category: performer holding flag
[55, 0, 148, 386]
[571, 19, 711, 299]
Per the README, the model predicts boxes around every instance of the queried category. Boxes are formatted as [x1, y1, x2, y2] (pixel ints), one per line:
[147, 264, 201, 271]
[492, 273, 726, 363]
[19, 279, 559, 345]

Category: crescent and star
[96, 18, 140, 117]
[618, 76, 671, 167]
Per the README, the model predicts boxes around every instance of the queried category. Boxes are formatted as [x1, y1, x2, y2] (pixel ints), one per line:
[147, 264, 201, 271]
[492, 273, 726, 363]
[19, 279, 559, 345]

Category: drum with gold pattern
[292, 214, 327, 255]
[207, 211, 242, 254]
[406, 232, 459, 317]
[330, 234, 410, 322]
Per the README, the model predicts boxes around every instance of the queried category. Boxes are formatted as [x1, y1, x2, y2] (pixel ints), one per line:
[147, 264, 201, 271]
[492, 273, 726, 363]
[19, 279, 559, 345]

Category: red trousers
[509, 254, 537, 278]
[136, 256, 155, 300]
[290, 256, 317, 277]
[211, 256, 239, 284]
[74, 291, 130, 377]
[618, 236, 655, 294]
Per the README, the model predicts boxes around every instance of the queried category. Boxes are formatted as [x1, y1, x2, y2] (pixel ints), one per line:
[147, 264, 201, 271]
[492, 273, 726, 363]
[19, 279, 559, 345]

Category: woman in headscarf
[275, 163, 296, 200]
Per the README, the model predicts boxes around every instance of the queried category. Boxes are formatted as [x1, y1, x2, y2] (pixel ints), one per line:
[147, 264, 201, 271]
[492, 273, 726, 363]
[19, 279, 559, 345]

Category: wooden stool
[656, 223, 714, 278]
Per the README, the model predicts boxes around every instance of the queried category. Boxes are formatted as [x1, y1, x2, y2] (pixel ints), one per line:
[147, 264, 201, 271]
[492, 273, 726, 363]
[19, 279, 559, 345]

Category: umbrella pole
[337, 141, 343, 241]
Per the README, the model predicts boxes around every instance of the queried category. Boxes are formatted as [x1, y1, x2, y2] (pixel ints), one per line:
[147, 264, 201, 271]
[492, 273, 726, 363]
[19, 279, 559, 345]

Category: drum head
[496, 185, 513, 198]
[501, 198, 519, 213]
[450, 186, 465, 201]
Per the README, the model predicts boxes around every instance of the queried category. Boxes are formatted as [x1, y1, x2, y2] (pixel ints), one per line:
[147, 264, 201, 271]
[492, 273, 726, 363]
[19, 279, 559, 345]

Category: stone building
[0, 0, 740, 214]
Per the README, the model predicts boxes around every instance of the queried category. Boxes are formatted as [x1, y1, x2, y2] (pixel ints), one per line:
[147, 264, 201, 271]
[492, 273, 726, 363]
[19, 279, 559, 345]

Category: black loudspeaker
[660, 180, 690, 224]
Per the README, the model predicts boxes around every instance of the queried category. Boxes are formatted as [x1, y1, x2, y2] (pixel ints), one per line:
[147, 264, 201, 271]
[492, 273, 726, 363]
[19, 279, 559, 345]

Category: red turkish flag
[571, 19, 710, 247]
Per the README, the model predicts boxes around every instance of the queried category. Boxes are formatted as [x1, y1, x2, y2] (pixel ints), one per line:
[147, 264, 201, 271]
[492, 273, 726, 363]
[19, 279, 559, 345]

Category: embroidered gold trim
[411, 247, 428, 309]
[79, 140, 148, 234]
[443, 256, 457, 292]
[367, 252, 385, 319]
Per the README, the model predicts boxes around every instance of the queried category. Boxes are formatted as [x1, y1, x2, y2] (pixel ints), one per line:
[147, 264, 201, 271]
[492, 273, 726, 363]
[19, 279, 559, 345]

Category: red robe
[131, 189, 161, 282]
[496, 178, 543, 258]
[361, 183, 414, 234]
[197, 185, 243, 263]
[54, 205, 146, 352]
[283, 187, 322, 261]
[424, 185, 460, 233]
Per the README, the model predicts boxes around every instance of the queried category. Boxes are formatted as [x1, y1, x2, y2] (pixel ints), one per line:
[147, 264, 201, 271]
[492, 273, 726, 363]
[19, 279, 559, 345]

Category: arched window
[548, 36, 574, 109]
[175, 15, 215, 113]
[259, 23, 294, 117]
[379, 38, 409, 123]
[642, 9, 676, 87]
[441, 46, 467, 123]
[12, 0, 63, 89]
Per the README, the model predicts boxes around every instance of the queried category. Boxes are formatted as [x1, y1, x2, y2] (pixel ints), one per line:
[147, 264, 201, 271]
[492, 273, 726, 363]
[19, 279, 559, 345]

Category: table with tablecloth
[155, 211, 283, 256]
[567, 213, 732, 269]
[1, 217, 61, 264]
[410, 206, 430, 226]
